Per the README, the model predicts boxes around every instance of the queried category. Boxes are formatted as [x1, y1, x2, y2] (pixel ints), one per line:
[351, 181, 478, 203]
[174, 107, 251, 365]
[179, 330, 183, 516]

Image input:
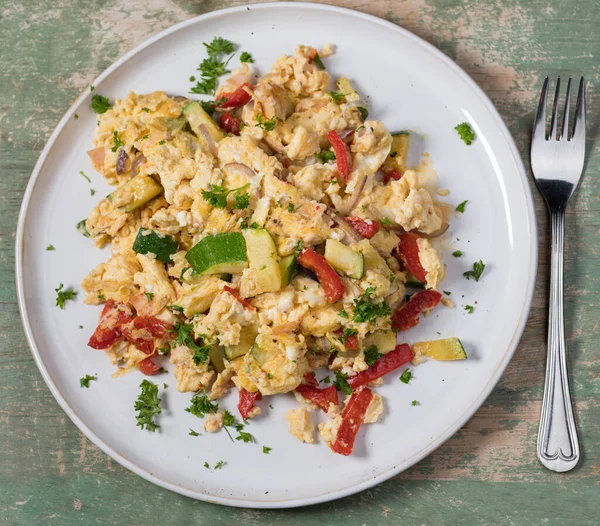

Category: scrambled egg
[80, 44, 450, 451]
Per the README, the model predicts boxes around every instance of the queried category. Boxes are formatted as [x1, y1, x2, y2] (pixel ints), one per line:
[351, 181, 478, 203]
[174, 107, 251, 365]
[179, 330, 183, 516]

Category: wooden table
[1, 1, 598, 524]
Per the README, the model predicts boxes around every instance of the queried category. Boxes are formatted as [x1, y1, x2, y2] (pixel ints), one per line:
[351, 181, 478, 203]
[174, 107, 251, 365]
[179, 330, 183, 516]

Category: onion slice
[198, 123, 218, 157]
[116, 148, 128, 175]
[341, 174, 367, 215]
[87, 147, 105, 173]
[326, 212, 362, 244]
[130, 154, 146, 177]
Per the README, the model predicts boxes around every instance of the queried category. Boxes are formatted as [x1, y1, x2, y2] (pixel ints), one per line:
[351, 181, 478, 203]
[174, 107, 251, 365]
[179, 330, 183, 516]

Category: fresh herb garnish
[141, 107, 150, 112]
[240, 51, 254, 63]
[311, 52, 325, 70]
[315, 150, 336, 163]
[79, 170, 91, 183]
[235, 424, 254, 443]
[144, 292, 154, 301]
[327, 91, 347, 102]
[55, 283, 77, 309]
[358, 107, 368, 120]
[223, 410, 235, 427]
[79, 374, 97, 388]
[352, 288, 391, 323]
[214, 460, 225, 470]
[338, 309, 349, 319]
[322, 376, 331, 384]
[202, 183, 250, 210]
[455, 122, 476, 145]
[463, 260, 485, 282]
[111, 130, 124, 152]
[378, 217, 393, 227]
[464, 305, 475, 314]
[168, 305, 184, 313]
[262, 446, 272, 454]
[411, 400, 418, 406]
[456, 200, 468, 213]
[91, 94, 111, 114]
[90, 189, 96, 196]
[255, 114, 280, 131]
[191, 37, 236, 95]
[185, 391, 218, 418]
[399, 369, 413, 384]
[204, 37, 234, 56]
[287, 203, 296, 213]
[46, 245, 55, 251]
[443, 290, 451, 296]
[171, 323, 210, 364]
[364, 345, 382, 367]
[336, 328, 357, 344]
[135, 380, 161, 432]
[189, 429, 200, 437]
[452, 250, 463, 257]
[333, 371, 353, 396]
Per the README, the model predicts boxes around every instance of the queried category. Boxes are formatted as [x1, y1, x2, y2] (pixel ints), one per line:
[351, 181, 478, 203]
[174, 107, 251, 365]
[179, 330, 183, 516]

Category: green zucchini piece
[209, 346, 227, 373]
[383, 132, 411, 175]
[405, 271, 426, 289]
[242, 228, 282, 294]
[182, 101, 225, 143]
[132, 228, 178, 263]
[225, 326, 258, 361]
[107, 175, 163, 212]
[279, 254, 297, 287]
[413, 337, 467, 361]
[324, 239, 364, 279]
[185, 232, 248, 276]
[77, 219, 90, 238]
[363, 330, 397, 354]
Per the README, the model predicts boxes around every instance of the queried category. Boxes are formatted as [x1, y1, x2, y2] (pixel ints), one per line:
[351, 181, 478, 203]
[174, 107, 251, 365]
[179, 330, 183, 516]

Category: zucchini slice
[382, 131, 412, 175]
[77, 219, 91, 238]
[242, 228, 282, 294]
[324, 239, 364, 279]
[405, 271, 426, 289]
[363, 330, 397, 354]
[413, 337, 466, 361]
[107, 175, 163, 212]
[132, 228, 179, 263]
[225, 326, 258, 361]
[279, 254, 298, 287]
[185, 232, 248, 276]
[182, 101, 225, 143]
[209, 346, 227, 374]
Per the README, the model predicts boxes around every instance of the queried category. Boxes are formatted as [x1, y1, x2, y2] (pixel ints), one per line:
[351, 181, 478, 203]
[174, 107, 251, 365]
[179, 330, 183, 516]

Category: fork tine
[560, 78, 572, 140]
[549, 77, 561, 140]
[572, 77, 586, 142]
[533, 77, 549, 141]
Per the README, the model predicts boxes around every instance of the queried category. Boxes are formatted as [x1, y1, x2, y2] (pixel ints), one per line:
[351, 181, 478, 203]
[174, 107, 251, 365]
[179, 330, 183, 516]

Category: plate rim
[15, 1, 538, 509]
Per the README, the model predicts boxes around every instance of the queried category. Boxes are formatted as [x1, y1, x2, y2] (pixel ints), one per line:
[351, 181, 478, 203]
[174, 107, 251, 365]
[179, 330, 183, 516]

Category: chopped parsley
[337, 328, 357, 344]
[141, 107, 150, 112]
[240, 51, 254, 63]
[171, 323, 210, 364]
[452, 250, 463, 257]
[399, 369, 413, 384]
[464, 305, 475, 314]
[191, 37, 236, 95]
[312, 52, 326, 70]
[200, 100, 215, 114]
[262, 446, 272, 454]
[411, 400, 418, 406]
[358, 107, 369, 120]
[111, 130, 124, 152]
[79, 170, 91, 183]
[378, 217, 393, 227]
[168, 305, 184, 313]
[202, 183, 250, 210]
[455, 122, 476, 145]
[443, 290, 451, 296]
[55, 283, 77, 309]
[144, 292, 154, 301]
[315, 150, 336, 163]
[91, 94, 111, 114]
[74, 114, 79, 120]
[364, 345, 382, 367]
[255, 114, 280, 131]
[338, 309, 349, 319]
[333, 371, 353, 396]
[214, 460, 225, 470]
[327, 91, 347, 102]
[79, 374, 97, 388]
[46, 245, 55, 251]
[223, 410, 235, 427]
[463, 260, 485, 282]
[189, 429, 200, 437]
[352, 288, 391, 324]
[321, 376, 331, 384]
[456, 200, 468, 213]
[135, 380, 161, 432]
[204, 462, 210, 469]
[90, 189, 96, 196]
[185, 391, 218, 418]
[287, 203, 296, 213]
[235, 424, 254, 443]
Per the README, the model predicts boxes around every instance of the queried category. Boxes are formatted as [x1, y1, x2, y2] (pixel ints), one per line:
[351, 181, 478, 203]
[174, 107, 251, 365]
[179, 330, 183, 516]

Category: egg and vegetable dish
[80, 42, 473, 456]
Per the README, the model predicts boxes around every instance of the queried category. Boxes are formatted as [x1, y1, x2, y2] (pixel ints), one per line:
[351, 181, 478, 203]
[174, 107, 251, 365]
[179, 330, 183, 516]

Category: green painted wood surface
[1, 0, 599, 524]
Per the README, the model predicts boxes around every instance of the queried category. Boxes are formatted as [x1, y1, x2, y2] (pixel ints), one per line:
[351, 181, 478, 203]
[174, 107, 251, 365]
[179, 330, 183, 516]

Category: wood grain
[0, 0, 598, 524]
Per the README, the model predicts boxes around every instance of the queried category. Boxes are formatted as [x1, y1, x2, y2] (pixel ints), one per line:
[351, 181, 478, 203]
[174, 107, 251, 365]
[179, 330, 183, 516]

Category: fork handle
[537, 208, 580, 472]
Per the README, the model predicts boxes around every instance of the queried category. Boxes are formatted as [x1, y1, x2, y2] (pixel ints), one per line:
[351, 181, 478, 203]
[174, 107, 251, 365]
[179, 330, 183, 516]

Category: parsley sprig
[91, 94, 111, 114]
[240, 51, 253, 63]
[171, 323, 211, 365]
[191, 37, 236, 95]
[111, 130, 124, 152]
[364, 345, 382, 367]
[135, 380, 162, 432]
[455, 122, 476, 145]
[333, 371, 353, 396]
[202, 183, 250, 210]
[55, 283, 77, 309]
[255, 115, 281, 131]
[352, 287, 391, 324]
[463, 260, 485, 282]
[80, 374, 97, 388]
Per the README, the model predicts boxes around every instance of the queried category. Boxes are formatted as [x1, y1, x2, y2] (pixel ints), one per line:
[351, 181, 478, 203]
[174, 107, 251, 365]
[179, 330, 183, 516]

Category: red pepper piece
[88, 300, 134, 349]
[303, 372, 319, 387]
[223, 286, 255, 311]
[383, 170, 402, 185]
[345, 217, 381, 239]
[138, 357, 160, 376]
[346, 344, 414, 389]
[295, 384, 339, 412]
[391, 290, 442, 332]
[334, 328, 358, 350]
[395, 232, 427, 283]
[219, 83, 252, 109]
[297, 248, 345, 303]
[331, 386, 373, 456]
[219, 111, 241, 135]
[238, 388, 262, 420]
[326, 130, 352, 182]
[132, 316, 173, 338]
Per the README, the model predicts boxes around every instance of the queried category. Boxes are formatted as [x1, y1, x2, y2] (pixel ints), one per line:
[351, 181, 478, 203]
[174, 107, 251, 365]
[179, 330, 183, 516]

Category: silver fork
[531, 76, 586, 472]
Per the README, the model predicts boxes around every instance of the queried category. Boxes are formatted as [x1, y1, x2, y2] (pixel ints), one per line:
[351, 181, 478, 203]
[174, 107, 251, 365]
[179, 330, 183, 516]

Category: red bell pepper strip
[223, 286, 255, 311]
[88, 300, 134, 349]
[295, 384, 339, 412]
[238, 388, 262, 420]
[122, 315, 174, 355]
[219, 111, 241, 135]
[303, 372, 319, 387]
[326, 130, 351, 182]
[132, 316, 173, 338]
[138, 357, 160, 376]
[395, 233, 427, 283]
[334, 328, 358, 350]
[391, 290, 442, 332]
[297, 248, 345, 303]
[383, 169, 402, 185]
[331, 386, 373, 456]
[345, 217, 380, 239]
[219, 83, 252, 109]
[346, 344, 414, 389]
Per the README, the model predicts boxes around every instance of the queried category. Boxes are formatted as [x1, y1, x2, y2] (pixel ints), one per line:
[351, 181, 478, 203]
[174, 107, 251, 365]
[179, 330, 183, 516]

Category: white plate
[16, 2, 537, 509]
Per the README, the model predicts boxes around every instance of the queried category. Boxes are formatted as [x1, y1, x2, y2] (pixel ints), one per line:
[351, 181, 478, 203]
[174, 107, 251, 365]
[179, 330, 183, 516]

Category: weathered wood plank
[0, 0, 598, 524]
